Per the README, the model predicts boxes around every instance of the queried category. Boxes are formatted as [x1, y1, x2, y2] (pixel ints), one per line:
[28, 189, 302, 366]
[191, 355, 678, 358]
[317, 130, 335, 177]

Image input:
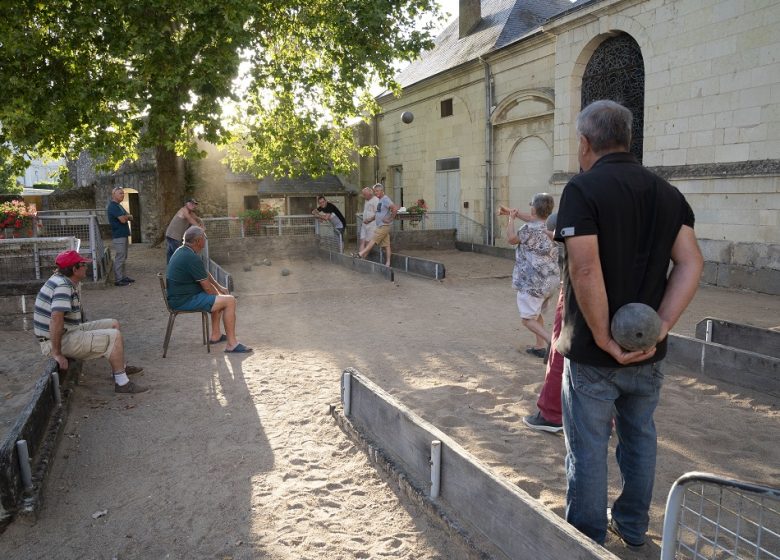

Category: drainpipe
[480, 56, 495, 244]
[373, 114, 380, 183]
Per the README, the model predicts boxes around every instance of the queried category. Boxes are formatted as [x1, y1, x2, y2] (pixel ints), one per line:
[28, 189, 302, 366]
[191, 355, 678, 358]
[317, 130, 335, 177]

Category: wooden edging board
[339, 368, 619, 560]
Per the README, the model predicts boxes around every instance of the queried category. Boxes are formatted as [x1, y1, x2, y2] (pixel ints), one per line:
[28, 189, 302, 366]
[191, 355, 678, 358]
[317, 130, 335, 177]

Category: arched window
[581, 34, 645, 162]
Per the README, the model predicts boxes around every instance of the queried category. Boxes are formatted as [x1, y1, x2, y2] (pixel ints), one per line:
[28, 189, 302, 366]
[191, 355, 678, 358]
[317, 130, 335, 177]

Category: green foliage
[408, 198, 428, 215]
[240, 204, 279, 234]
[0, 1, 442, 179]
[0, 165, 21, 195]
[240, 205, 279, 223]
[0, 143, 25, 194]
[56, 167, 75, 191]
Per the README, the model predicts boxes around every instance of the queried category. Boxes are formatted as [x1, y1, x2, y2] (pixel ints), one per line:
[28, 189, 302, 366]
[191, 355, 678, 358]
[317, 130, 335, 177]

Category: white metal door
[436, 170, 460, 226]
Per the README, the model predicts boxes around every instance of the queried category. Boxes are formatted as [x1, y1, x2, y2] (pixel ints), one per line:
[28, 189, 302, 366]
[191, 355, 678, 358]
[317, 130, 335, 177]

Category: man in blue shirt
[106, 187, 134, 287]
[167, 226, 252, 353]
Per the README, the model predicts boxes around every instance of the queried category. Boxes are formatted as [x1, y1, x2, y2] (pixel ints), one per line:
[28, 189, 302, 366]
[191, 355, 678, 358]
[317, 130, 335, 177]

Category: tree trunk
[154, 145, 184, 246]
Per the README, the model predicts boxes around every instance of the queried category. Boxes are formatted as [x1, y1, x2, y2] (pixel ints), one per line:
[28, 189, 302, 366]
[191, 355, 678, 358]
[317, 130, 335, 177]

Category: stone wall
[67, 150, 161, 243]
[47, 185, 96, 210]
[206, 236, 319, 264]
[390, 229, 456, 252]
[699, 239, 780, 295]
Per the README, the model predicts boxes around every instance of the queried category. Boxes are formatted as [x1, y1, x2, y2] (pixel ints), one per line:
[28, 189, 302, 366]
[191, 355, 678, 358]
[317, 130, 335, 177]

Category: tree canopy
[0, 1, 441, 178]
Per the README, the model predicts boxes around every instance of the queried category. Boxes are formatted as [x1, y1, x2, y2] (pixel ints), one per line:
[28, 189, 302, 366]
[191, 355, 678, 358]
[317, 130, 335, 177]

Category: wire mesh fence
[355, 211, 487, 246]
[36, 213, 107, 281]
[37, 209, 108, 225]
[0, 237, 80, 282]
[661, 472, 780, 560]
[203, 211, 487, 254]
[315, 221, 345, 253]
[202, 215, 318, 239]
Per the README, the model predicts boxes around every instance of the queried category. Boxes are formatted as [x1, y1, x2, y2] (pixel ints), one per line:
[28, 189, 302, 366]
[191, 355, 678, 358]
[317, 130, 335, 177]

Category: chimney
[459, 0, 482, 39]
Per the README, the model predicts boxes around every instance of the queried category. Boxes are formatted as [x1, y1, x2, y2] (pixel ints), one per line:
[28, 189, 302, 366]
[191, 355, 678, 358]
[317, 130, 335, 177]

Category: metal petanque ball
[281, 268, 290, 276]
[401, 111, 414, 124]
[546, 212, 557, 232]
[610, 303, 662, 352]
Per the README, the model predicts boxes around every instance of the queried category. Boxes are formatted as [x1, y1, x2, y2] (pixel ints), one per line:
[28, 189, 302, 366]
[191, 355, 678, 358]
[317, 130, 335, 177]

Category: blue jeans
[562, 358, 663, 545]
[166, 236, 181, 263]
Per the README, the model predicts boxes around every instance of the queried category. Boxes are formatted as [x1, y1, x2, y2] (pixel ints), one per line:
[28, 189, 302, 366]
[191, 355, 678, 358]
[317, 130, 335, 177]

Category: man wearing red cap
[33, 250, 148, 393]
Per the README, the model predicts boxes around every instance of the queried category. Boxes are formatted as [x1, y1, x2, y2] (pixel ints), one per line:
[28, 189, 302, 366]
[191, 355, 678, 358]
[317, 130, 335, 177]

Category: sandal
[225, 343, 253, 354]
[209, 334, 227, 343]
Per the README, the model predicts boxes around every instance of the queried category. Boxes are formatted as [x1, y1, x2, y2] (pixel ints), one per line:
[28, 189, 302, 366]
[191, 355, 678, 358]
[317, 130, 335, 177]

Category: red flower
[15, 219, 23, 229]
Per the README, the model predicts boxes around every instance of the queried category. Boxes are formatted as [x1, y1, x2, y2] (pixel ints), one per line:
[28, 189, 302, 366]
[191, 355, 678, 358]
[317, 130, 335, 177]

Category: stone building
[363, 0, 780, 293]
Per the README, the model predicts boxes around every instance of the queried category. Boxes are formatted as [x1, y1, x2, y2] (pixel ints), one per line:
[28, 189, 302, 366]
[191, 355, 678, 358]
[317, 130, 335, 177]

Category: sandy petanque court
[1, 244, 779, 559]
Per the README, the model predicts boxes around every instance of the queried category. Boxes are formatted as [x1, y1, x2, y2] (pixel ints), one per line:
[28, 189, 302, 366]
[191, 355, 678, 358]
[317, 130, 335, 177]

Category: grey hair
[183, 226, 206, 244]
[576, 100, 632, 153]
[111, 186, 124, 192]
[372, 183, 384, 191]
[531, 193, 555, 220]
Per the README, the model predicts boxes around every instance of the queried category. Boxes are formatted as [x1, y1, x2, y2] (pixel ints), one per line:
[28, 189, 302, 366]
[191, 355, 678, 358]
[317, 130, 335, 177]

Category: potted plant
[0, 199, 36, 238]
[239, 204, 279, 235]
[406, 198, 428, 225]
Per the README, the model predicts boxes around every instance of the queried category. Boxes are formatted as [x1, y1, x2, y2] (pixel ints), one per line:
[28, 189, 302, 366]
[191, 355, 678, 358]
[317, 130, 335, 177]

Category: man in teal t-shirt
[106, 186, 135, 286]
[166, 226, 253, 353]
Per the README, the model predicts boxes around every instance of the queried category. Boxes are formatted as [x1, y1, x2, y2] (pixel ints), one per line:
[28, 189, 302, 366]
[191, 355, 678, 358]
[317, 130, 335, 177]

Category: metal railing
[37, 208, 108, 225]
[355, 210, 488, 246]
[201, 240, 233, 293]
[36, 213, 107, 282]
[0, 237, 80, 282]
[202, 215, 318, 239]
[661, 471, 780, 559]
[202, 211, 488, 254]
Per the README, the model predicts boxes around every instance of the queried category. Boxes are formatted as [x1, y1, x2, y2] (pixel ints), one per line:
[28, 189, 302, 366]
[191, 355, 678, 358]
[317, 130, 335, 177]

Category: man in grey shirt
[354, 183, 397, 267]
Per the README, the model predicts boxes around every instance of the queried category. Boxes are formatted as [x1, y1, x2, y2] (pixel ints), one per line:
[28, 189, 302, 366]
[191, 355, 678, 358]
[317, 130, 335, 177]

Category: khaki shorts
[372, 225, 391, 248]
[40, 319, 118, 361]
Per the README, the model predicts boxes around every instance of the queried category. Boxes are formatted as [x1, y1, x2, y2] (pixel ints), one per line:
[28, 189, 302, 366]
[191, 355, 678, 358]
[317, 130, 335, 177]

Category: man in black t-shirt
[555, 100, 703, 548]
[314, 196, 347, 251]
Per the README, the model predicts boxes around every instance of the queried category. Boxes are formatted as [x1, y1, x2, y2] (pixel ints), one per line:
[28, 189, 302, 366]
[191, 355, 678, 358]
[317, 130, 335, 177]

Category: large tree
[0, 0, 440, 237]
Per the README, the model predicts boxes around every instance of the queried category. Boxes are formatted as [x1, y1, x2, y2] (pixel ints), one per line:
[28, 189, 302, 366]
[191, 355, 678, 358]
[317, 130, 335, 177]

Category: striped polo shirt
[33, 273, 82, 338]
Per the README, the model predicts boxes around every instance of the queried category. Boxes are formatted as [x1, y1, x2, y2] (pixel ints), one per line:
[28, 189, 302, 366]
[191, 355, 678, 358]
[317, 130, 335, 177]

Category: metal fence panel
[202, 215, 319, 239]
[0, 237, 80, 282]
[37, 214, 106, 281]
[203, 212, 486, 250]
[661, 472, 780, 560]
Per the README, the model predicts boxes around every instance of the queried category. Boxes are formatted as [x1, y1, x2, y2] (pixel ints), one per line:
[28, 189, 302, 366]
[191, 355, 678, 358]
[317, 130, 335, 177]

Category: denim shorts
[175, 292, 216, 312]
